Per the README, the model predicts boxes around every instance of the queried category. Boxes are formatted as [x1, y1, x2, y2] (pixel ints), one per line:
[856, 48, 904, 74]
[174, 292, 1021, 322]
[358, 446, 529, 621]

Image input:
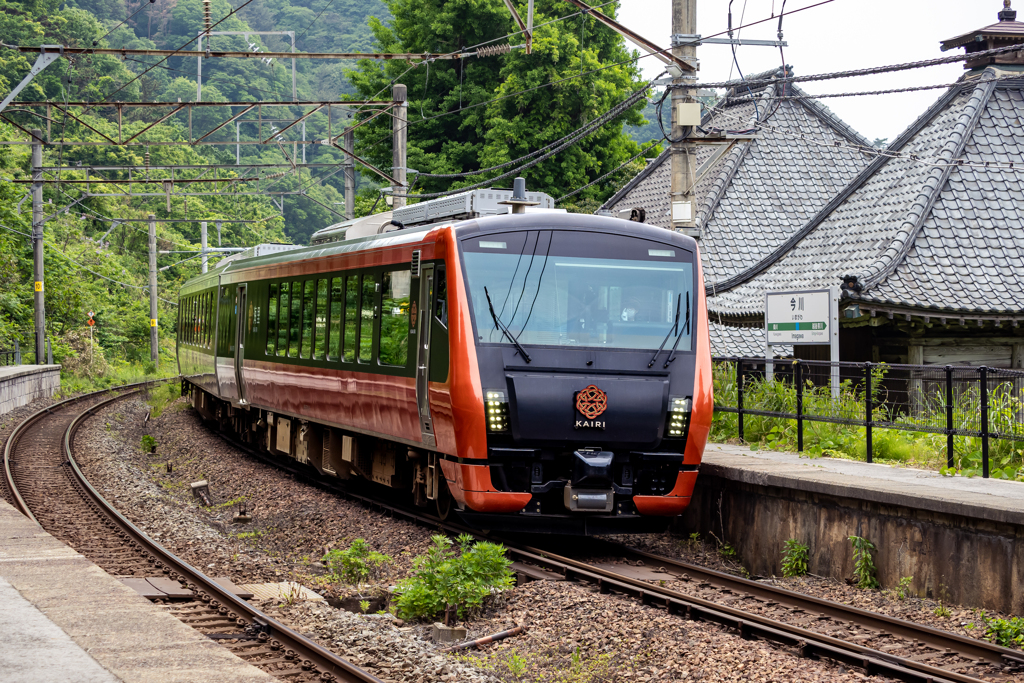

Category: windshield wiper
[648, 293, 681, 368]
[664, 292, 691, 368]
[484, 286, 531, 363]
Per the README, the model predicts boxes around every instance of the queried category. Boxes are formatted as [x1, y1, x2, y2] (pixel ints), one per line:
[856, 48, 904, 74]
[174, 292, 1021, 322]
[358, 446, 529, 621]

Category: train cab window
[379, 270, 410, 367]
[314, 279, 328, 360]
[266, 284, 279, 356]
[434, 265, 448, 328]
[344, 275, 358, 362]
[300, 280, 316, 358]
[462, 231, 694, 352]
[359, 274, 376, 363]
[277, 282, 290, 356]
[328, 278, 343, 361]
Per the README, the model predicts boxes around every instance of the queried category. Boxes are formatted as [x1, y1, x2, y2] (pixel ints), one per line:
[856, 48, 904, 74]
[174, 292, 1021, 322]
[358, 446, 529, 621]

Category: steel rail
[602, 542, 1024, 669]
[505, 545, 991, 683]
[4, 382, 383, 683]
[3, 382, 160, 521]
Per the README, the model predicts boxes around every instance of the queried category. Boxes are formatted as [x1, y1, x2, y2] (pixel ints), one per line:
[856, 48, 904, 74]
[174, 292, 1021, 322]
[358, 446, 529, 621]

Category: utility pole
[31, 129, 45, 364]
[392, 84, 408, 210]
[344, 128, 355, 220]
[148, 214, 158, 363]
[671, 0, 700, 238]
[201, 221, 209, 273]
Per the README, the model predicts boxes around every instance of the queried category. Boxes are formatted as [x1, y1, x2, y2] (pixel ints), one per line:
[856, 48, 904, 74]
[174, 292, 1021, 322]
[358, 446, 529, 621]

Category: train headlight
[485, 390, 510, 433]
[666, 396, 692, 438]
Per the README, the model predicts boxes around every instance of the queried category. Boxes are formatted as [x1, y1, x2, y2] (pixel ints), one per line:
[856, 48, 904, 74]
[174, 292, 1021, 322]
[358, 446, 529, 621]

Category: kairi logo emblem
[575, 384, 607, 429]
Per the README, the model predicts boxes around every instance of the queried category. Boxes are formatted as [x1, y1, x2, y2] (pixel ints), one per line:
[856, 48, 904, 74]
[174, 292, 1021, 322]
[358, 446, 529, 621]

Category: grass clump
[849, 535, 879, 589]
[322, 539, 392, 586]
[781, 538, 809, 577]
[393, 533, 513, 622]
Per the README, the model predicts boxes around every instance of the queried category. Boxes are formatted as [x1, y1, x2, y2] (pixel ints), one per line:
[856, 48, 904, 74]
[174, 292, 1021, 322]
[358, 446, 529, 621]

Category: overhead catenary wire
[390, 82, 652, 199]
[556, 140, 661, 204]
[255, 0, 843, 199]
[701, 77, 1024, 172]
[698, 40, 1024, 90]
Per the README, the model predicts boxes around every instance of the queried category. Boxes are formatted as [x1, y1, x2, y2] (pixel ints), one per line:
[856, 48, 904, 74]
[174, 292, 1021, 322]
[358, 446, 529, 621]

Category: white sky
[618, 0, 1001, 142]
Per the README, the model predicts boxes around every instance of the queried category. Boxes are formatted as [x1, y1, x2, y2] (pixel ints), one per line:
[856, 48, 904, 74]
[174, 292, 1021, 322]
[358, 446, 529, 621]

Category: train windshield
[462, 230, 694, 351]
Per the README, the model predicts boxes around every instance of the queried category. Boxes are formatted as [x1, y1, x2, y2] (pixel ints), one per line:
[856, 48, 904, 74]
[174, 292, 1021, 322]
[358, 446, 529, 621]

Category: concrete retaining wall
[0, 365, 61, 416]
[675, 464, 1024, 614]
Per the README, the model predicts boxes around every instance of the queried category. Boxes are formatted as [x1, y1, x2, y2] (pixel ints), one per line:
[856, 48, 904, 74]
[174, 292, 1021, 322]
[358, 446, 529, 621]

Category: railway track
[209, 420, 1024, 683]
[3, 383, 382, 683]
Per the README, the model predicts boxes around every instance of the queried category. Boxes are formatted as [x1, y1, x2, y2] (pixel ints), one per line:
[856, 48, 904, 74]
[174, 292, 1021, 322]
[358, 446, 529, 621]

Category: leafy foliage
[393, 533, 513, 622]
[849, 535, 879, 589]
[892, 575, 913, 601]
[976, 613, 1024, 648]
[322, 538, 392, 585]
[781, 538, 809, 578]
[348, 0, 655, 203]
[140, 434, 157, 452]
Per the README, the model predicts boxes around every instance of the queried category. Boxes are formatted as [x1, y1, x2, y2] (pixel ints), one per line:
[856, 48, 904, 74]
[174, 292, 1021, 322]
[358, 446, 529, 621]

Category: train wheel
[436, 479, 453, 521]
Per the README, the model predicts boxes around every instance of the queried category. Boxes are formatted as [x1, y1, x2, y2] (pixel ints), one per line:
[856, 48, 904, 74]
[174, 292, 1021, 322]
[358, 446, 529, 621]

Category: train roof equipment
[309, 186, 562, 246]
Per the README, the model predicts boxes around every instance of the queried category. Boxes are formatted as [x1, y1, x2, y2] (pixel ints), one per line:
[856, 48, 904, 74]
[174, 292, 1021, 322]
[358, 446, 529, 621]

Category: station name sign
[765, 289, 834, 345]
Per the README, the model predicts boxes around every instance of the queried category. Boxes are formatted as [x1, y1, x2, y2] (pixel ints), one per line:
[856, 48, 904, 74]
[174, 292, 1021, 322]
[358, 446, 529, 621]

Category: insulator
[144, 151, 150, 166]
[203, 0, 212, 34]
[476, 43, 511, 58]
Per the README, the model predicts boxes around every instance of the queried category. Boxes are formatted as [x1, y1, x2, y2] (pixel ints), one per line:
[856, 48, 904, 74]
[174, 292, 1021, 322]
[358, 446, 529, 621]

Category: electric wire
[389, 82, 652, 198]
[94, 0, 155, 48]
[555, 140, 660, 204]
[235, 0, 844, 200]
[72, 0, 263, 114]
[701, 77, 1024, 172]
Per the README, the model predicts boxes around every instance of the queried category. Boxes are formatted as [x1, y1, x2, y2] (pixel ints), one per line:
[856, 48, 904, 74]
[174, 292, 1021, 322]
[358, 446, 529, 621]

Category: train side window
[278, 282, 291, 356]
[289, 281, 303, 358]
[328, 277, 343, 361]
[203, 293, 210, 347]
[344, 275, 358, 362]
[191, 296, 197, 345]
[300, 280, 316, 358]
[434, 265, 448, 328]
[359, 274, 376, 363]
[313, 279, 328, 360]
[379, 270, 410, 367]
[184, 297, 190, 345]
[266, 284, 278, 356]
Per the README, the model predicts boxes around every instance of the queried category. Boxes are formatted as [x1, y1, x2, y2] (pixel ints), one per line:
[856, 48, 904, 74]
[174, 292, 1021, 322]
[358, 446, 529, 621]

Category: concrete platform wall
[0, 365, 61, 415]
[676, 471, 1024, 614]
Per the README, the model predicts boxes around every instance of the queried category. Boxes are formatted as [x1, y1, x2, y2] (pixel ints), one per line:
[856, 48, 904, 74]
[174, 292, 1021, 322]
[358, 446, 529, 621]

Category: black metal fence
[0, 341, 20, 367]
[712, 357, 1024, 479]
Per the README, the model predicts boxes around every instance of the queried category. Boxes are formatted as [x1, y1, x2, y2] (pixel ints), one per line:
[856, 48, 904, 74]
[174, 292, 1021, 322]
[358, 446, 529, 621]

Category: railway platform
[702, 443, 1024, 525]
[0, 497, 274, 683]
[680, 443, 1024, 613]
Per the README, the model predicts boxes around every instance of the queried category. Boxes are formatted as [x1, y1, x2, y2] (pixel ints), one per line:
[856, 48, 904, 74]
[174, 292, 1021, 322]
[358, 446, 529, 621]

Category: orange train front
[176, 185, 712, 535]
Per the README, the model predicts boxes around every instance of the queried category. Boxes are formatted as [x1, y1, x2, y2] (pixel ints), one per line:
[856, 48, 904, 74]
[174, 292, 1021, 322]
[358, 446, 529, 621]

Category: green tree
[347, 0, 649, 202]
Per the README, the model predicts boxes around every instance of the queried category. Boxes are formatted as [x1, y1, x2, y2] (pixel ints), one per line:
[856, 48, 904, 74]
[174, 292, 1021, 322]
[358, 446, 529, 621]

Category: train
[176, 181, 713, 534]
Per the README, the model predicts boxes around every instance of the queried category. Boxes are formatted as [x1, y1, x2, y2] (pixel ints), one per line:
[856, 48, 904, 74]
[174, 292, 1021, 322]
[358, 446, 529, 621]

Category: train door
[234, 284, 248, 405]
[415, 264, 436, 448]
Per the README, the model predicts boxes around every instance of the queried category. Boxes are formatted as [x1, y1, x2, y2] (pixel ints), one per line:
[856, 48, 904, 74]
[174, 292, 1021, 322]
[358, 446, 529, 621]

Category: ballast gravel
[73, 394, 903, 682]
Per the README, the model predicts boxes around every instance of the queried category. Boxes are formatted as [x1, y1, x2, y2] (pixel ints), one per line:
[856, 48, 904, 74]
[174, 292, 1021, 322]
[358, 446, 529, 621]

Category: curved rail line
[208, 415, 1022, 683]
[3, 384, 382, 683]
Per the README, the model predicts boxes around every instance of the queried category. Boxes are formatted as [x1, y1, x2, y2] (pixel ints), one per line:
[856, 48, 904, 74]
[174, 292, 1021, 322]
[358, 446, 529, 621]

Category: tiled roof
[709, 321, 791, 358]
[707, 69, 1024, 320]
